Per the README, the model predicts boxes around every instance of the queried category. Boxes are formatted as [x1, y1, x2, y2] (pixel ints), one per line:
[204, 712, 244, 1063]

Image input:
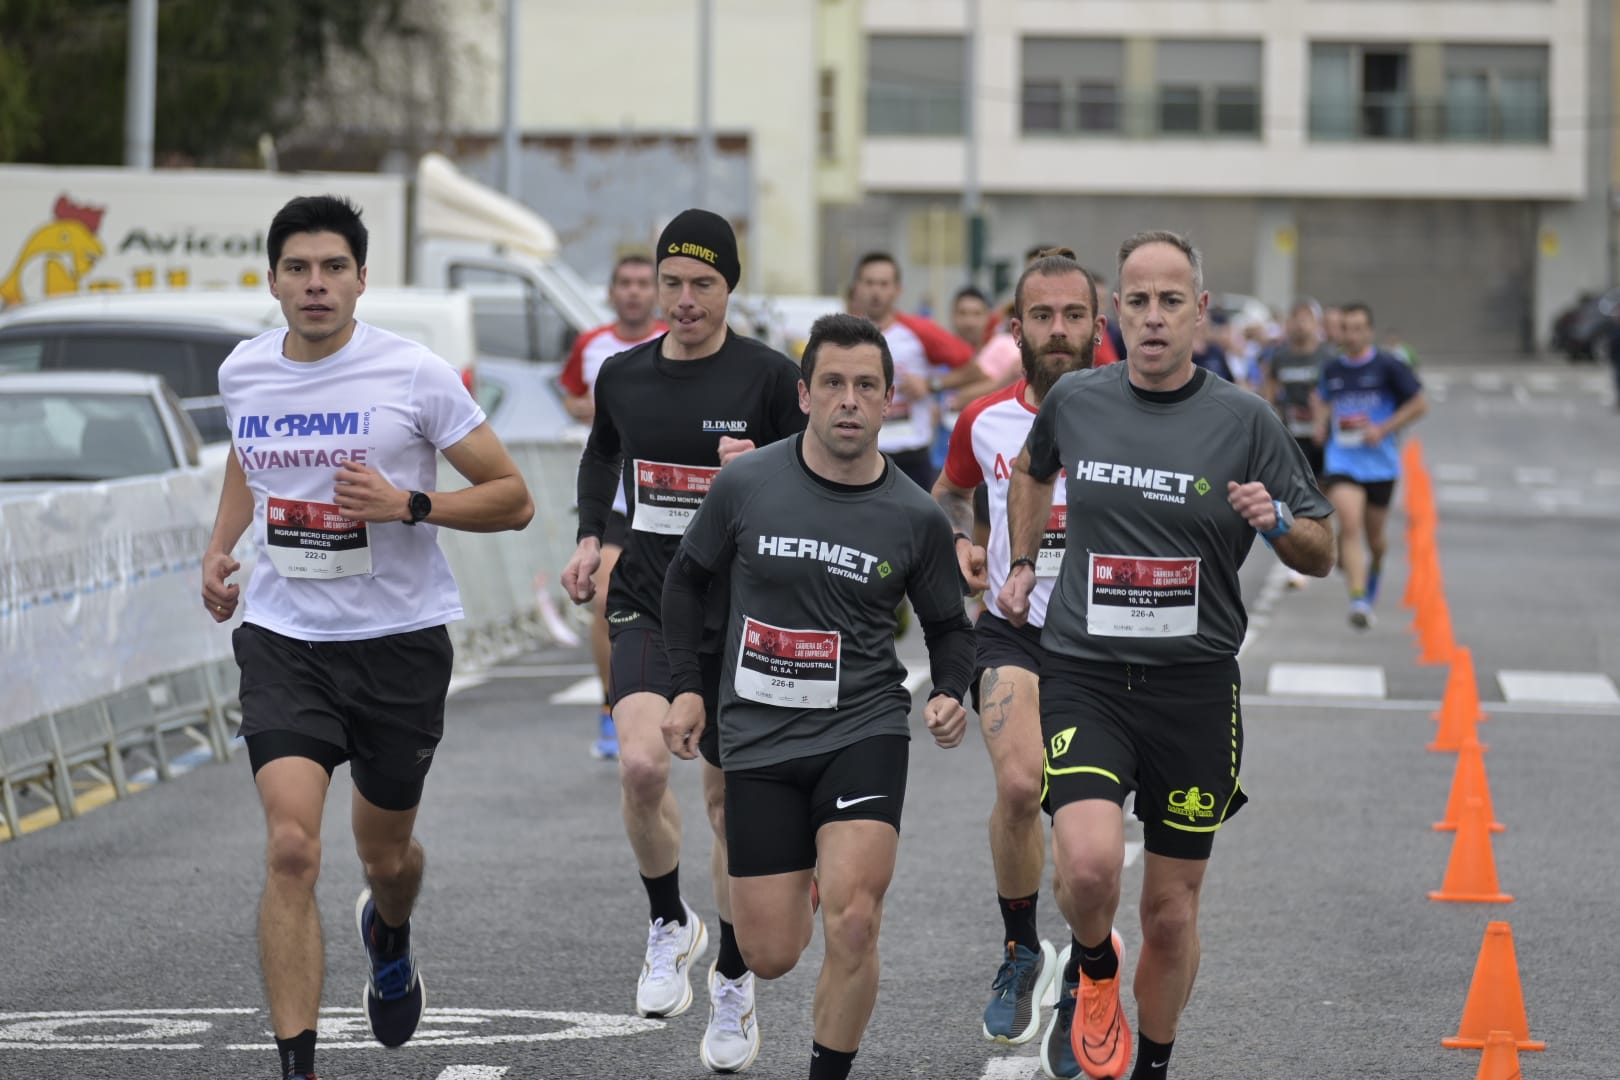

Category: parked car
[0, 312, 259, 444]
[0, 370, 208, 498]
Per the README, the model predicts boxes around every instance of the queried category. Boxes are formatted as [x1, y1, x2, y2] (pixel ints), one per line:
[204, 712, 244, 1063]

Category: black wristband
[952, 531, 972, 545]
[1009, 556, 1037, 576]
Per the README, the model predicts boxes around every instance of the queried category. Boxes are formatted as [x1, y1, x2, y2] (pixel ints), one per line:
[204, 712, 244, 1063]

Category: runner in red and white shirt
[930, 250, 1108, 1073]
[849, 252, 974, 489]
[558, 253, 667, 759]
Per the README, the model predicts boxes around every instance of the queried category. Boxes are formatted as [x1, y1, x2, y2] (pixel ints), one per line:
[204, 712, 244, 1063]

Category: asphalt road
[1, 361, 1615, 1080]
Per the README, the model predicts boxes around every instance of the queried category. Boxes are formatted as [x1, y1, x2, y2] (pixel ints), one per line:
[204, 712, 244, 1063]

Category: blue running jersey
[1319, 349, 1423, 482]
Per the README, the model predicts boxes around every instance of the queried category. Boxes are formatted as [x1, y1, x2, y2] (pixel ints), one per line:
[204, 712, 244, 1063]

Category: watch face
[410, 492, 432, 521]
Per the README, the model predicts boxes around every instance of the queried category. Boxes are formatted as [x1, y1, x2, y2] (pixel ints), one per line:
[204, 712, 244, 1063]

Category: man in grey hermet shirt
[1000, 231, 1335, 1080]
[661, 313, 976, 1080]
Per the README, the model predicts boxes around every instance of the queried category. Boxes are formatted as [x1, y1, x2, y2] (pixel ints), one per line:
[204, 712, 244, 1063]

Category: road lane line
[1266, 663, 1386, 699]
[981, 1057, 1039, 1079]
[1497, 670, 1620, 706]
[438, 1069, 509, 1079]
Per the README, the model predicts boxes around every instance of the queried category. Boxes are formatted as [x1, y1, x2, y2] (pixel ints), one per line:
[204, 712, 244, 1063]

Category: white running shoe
[700, 960, 760, 1073]
[636, 902, 709, 1018]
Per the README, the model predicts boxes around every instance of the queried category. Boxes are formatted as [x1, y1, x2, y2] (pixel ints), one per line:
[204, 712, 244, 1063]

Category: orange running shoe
[1071, 929, 1131, 1079]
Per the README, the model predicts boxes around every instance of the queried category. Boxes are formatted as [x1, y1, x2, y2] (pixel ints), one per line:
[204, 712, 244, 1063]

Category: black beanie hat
[656, 209, 741, 291]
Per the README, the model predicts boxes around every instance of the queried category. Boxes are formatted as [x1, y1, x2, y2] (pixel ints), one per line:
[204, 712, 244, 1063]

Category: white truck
[0, 153, 608, 365]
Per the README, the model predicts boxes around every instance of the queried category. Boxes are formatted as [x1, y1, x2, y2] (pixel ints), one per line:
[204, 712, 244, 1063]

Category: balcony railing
[1019, 84, 1262, 139]
[1308, 92, 1549, 143]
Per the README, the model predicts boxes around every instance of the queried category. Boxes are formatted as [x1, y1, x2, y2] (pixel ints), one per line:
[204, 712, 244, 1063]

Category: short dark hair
[268, 195, 368, 270]
[1024, 243, 1053, 264]
[953, 285, 990, 308]
[1013, 247, 1098, 321]
[854, 252, 900, 284]
[801, 313, 894, 390]
[1341, 301, 1375, 326]
[610, 253, 654, 285]
[1117, 229, 1202, 294]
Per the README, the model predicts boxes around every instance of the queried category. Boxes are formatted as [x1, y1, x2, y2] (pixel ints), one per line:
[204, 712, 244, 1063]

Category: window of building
[1310, 43, 1412, 140]
[1153, 40, 1263, 137]
[1443, 44, 1548, 142]
[866, 35, 966, 136]
[1019, 37, 1125, 135]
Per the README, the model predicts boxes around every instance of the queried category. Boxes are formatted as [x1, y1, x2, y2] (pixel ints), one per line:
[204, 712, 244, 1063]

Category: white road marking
[447, 673, 489, 698]
[904, 662, 930, 695]
[549, 676, 606, 705]
[439, 1069, 509, 1080]
[1526, 372, 1561, 393]
[1433, 463, 1478, 482]
[1266, 663, 1386, 699]
[1513, 466, 1559, 486]
[1436, 484, 1490, 504]
[1472, 372, 1506, 392]
[0, 1009, 253, 1050]
[1530, 488, 1582, 511]
[981, 1058, 1040, 1079]
[1242, 693, 1620, 716]
[1595, 469, 1620, 487]
[1497, 670, 1620, 706]
[1125, 840, 1144, 867]
[228, 1007, 664, 1050]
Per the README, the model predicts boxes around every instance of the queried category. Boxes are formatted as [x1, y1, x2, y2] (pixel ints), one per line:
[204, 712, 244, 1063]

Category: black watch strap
[1009, 556, 1037, 576]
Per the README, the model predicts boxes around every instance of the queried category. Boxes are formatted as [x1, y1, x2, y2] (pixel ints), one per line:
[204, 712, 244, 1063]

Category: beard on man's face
[1020, 333, 1095, 398]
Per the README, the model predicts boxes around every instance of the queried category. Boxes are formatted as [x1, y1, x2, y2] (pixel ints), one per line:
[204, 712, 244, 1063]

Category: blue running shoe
[982, 939, 1057, 1045]
[591, 710, 619, 760]
[356, 888, 426, 1047]
[1041, 946, 1081, 1079]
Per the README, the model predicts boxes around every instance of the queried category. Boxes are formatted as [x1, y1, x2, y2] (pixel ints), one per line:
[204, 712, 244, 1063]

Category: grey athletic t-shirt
[679, 437, 965, 769]
[1024, 362, 1331, 665]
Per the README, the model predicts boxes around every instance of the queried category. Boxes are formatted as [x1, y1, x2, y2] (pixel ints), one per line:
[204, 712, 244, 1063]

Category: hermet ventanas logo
[1070, 459, 1213, 505]
[757, 535, 888, 584]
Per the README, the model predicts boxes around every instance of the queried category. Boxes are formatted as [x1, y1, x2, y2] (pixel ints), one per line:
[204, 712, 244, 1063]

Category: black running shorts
[1040, 654, 1247, 860]
[607, 611, 721, 767]
[1293, 437, 1325, 480]
[725, 734, 909, 877]
[970, 608, 1046, 713]
[1321, 474, 1395, 509]
[233, 622, 453, 812]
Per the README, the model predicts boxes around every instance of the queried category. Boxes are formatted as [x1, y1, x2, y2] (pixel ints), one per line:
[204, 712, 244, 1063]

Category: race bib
[1086, 554, 1199, 637]
[734, 616, 841, 708]
[631, 459, 719, 535]
[266, 497, 371, 579]
[1283, 404, 1315, 438]
[1037, 504, 1067, 578]
[1334, 411, 1369, 448]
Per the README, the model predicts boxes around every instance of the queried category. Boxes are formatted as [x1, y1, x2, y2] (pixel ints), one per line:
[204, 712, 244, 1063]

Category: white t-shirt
[219, 320, 486, 642]
[941, 379, 1065, 627]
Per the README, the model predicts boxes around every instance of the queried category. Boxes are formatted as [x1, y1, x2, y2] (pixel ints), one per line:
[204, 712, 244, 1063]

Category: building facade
[827, 0, 1601, 358]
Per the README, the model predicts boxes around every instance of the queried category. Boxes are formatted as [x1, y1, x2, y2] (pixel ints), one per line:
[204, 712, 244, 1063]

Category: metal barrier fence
[0, 439, 588, 839]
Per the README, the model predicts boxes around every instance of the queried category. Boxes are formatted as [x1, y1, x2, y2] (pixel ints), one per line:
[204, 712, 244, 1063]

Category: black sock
[1130, 1034, 1174, 1080]
[1077, 933, 1118, 981]
[716, 918, 748, 980]
[1064, 935, 1082, 983]
[370, 909, 410, 958]
[640, 866, 685, 925]
[809, 1041, 857, 1080]
[275, 1029, 316, 1078]
[997, 892, 1041, 953]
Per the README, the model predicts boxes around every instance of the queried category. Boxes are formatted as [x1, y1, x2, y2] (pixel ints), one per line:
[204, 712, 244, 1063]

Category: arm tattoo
[935, 486, 977, 539]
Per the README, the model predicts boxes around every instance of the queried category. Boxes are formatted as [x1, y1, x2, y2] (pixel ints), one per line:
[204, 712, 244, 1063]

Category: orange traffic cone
[1415, 593, 1457, 666]
[1435, 728, 1503, 833]
[1403, 543, 1436, 610]
[1429, 797, 1512, 903]
[1472, 1030, 1524, 1080]
[1430, 648, 1488, 751]
[1443, 922, 1545, 1051]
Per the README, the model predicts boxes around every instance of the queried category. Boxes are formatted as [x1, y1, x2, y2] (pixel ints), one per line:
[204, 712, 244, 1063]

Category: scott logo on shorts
[1166, 786, 1216, 821]
[1049, 726, 1076, 759]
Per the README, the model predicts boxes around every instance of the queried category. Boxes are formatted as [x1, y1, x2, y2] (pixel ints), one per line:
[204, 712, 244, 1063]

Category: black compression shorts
[970, 608, 1046, 713]
[1321, 474, 1395, 509]
[607, 610, 721, 767]
[234, 622, 452, 812]
[1040, 653, 1247, 860]
[724, 734, 909, 877]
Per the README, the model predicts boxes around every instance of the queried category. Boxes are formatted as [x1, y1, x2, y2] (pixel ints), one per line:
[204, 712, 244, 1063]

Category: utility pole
[695, 0, 714, 208]
[500, 0, 522, 198]
[124, 0, 156, 169]
[962, 0, 984, 289]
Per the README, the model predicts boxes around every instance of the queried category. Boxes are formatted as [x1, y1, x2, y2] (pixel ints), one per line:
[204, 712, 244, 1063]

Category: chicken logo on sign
[0, 195, 107, 306]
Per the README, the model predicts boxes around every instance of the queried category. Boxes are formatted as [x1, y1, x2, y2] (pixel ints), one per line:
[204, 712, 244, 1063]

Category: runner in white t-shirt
[558, 254, 667, 759]
[931, 249, 1106, 1079]
[200, 195, 534, 1080]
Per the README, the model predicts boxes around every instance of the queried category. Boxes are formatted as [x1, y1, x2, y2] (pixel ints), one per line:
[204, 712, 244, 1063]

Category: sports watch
[405, 490, 432, 526]
[1260, 499, 1293, 541]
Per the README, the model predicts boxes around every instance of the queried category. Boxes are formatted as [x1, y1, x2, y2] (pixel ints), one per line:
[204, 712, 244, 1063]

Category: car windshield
[0, 391, 176, 482]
